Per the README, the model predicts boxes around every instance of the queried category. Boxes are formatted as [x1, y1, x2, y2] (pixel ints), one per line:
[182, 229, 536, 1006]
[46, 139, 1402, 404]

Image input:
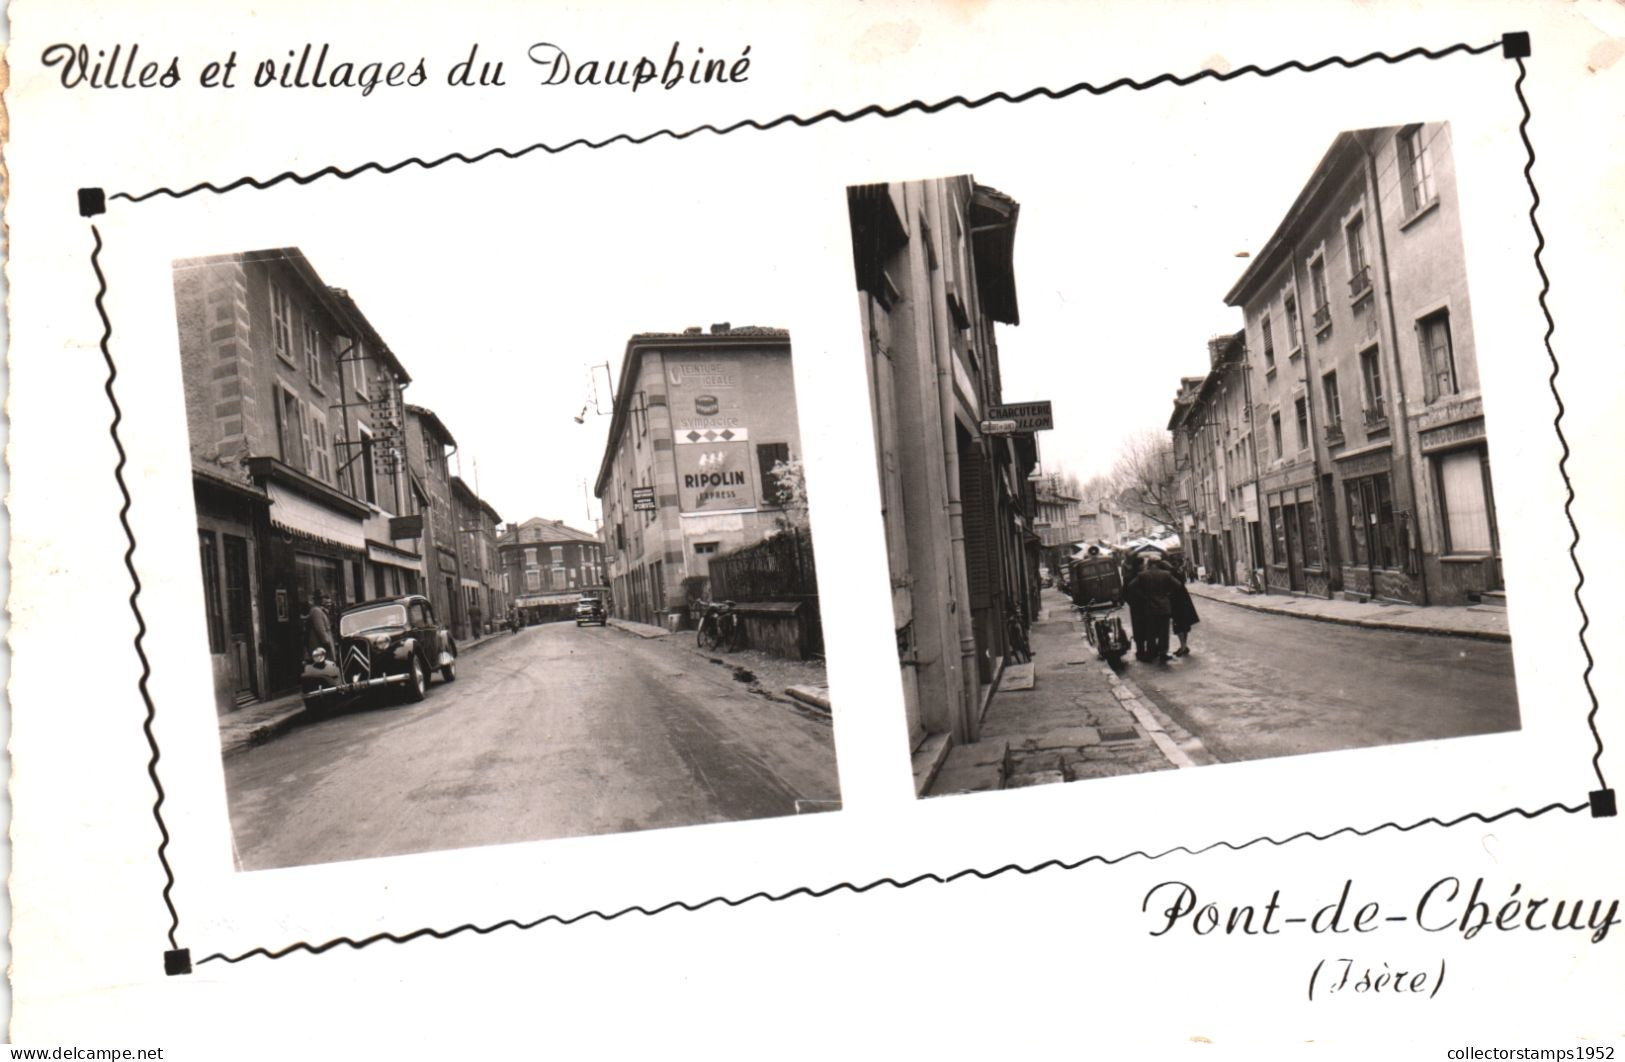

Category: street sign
[979, 419, 1021, 436]
[985, 401, 1053, 432]
[631, 486, 656, 512]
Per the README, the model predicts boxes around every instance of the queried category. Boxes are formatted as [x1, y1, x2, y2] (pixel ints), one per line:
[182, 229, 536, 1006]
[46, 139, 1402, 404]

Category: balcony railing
[1348, 265, 1372, 299]
[1312, 304, 1331, 334]
[1323, 420, 1345, 444]
[1361, 402, 1388, 429]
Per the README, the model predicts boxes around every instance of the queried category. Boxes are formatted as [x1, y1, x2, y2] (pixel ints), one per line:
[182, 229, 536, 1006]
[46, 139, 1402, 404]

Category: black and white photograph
[10, 1, 1624, 1051]
[849, 121, 1520, 798]
[174, 226, 838, 870]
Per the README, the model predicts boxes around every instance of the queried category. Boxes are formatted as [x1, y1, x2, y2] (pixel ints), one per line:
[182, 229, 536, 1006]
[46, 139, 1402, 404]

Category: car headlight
[310, 647, 327, 666]
[372, 634, 391, 650]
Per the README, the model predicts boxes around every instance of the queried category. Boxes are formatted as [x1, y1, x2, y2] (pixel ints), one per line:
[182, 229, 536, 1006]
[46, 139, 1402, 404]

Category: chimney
[710, 322, 731, 335]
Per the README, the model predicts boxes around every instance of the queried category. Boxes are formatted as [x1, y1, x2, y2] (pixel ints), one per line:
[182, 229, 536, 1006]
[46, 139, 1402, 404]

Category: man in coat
[304, 592, 336, 662]
[1126, 558, 1181, 663]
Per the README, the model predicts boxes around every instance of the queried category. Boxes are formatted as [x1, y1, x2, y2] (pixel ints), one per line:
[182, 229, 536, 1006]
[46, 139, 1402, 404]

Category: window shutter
[958, 443, 994, 608]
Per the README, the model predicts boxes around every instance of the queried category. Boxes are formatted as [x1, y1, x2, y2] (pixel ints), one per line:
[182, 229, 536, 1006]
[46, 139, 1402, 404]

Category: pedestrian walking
[1166, 559, 1201, 656]
[1121, 551, 1149, 661]
[1126, 558, 1180, 663]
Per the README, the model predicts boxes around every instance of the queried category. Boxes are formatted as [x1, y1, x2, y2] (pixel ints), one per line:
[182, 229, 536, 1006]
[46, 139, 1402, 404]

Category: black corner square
[1589, 789, 1616, 818]
[1502, 32, 1531, 60]
[163, 948, 193, 976]
[77, 187, 106, 218]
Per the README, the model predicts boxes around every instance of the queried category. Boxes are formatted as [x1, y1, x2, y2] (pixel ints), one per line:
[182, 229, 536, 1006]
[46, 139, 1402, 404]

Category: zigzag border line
[109, 38, 1500, 204]
[1514, 58, 1606, 790]
[195, 801, 1587, 965]
[92, 224, 182, 949]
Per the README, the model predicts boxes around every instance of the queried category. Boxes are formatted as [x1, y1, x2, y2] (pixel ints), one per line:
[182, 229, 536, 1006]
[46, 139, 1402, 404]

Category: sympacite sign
[669, 358, 748, 439]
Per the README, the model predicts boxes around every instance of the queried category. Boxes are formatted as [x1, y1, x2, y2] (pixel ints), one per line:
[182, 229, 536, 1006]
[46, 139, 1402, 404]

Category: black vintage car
[574, 595, 607, 626]
[302, 594, 458, 710]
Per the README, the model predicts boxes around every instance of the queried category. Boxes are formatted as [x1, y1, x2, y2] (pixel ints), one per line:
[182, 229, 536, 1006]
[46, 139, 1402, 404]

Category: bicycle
[695, 599, 742, 652]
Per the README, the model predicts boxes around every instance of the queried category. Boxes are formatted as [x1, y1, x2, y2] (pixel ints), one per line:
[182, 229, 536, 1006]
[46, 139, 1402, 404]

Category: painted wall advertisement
[675, 441, 754, 512]
[669, 358, 751, 444]
[670, 357, 757, 512]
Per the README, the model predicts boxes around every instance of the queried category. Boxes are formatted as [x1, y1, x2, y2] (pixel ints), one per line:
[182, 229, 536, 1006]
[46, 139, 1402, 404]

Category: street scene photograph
[173, 191, 839, 869]
[846, 120, 1520, 798]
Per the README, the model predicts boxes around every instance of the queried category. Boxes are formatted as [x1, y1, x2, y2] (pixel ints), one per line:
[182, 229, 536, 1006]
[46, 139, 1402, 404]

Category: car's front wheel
[405, 655, 427, 702]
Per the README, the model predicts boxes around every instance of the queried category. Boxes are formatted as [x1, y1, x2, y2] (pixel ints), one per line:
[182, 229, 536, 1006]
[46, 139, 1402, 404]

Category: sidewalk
[218, 627, 513, 759]
[1185, 581, 1510, 641]
[609, 614, 831, 716]
[926, 592, 1212, 796]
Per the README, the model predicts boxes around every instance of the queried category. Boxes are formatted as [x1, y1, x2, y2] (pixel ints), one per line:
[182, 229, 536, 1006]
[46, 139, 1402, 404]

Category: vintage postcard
[6, 0, 1623, 1054]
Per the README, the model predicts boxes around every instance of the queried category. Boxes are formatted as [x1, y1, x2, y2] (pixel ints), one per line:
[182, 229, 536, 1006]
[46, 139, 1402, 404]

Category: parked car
[301, 594, 458, 710]
[575, 596, 607, 626]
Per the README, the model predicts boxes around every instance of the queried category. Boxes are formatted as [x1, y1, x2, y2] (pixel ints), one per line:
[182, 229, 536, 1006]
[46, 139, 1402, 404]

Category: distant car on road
[302, 594, 458, 710]
[575, 596, 607, 626]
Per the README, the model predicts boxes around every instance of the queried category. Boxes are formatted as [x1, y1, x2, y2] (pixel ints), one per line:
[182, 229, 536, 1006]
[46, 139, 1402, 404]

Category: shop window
[1298, 490, 1323, 569]
[1436, 448, 1495, 553]
[1268, 503, 1288, 565]
[198, 530, 225, 653]
[1344, 473, 1398, 569]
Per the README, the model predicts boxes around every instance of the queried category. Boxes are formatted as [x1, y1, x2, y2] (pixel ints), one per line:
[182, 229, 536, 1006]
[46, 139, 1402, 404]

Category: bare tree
[1109, 429, 1179, 529]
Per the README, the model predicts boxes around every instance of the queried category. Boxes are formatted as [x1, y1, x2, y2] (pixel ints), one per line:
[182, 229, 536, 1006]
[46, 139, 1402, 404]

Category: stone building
[451, 476, 505, 636]
[1168, 332, 1264, 587]
[846, 175, 1035, 776]
[1211, 122, 1499, 605]
[173, 248, 419, 710]
[499, 517, 606, 623]
[593, 325, 803, 629]
[404, 404, 467, 637]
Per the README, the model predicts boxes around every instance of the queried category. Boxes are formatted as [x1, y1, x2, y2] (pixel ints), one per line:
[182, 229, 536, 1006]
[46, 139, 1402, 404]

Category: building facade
[1168, 332, 1265, 588]
[847, 176, 1037, 759]
[593, 325, 804, 629]
[1201, 122, 1499, 606]
[451, 477, 506, 636]
[499, 518, 607, 622]
[404, 404, 467, 638]
[175, 248, 420, 711]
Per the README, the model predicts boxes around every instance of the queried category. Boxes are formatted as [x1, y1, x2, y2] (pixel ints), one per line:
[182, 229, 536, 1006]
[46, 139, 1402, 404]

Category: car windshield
[339, 603, 408, 636]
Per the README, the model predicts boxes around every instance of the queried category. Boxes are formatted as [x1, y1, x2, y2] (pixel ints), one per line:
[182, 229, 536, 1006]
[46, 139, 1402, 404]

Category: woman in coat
[1121, 551, 1150, 661]
[1165, 558, 1201, 656]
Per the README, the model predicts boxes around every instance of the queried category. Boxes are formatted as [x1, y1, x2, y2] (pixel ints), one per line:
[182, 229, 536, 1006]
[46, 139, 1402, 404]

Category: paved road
[1101, 591, 1520, 764]
[225, 623, 839, 870]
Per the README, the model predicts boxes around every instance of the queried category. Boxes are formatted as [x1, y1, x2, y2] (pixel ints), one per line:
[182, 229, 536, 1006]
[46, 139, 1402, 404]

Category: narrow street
[225, 622, 839, 870]
[1111, 590, 1519, 764]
